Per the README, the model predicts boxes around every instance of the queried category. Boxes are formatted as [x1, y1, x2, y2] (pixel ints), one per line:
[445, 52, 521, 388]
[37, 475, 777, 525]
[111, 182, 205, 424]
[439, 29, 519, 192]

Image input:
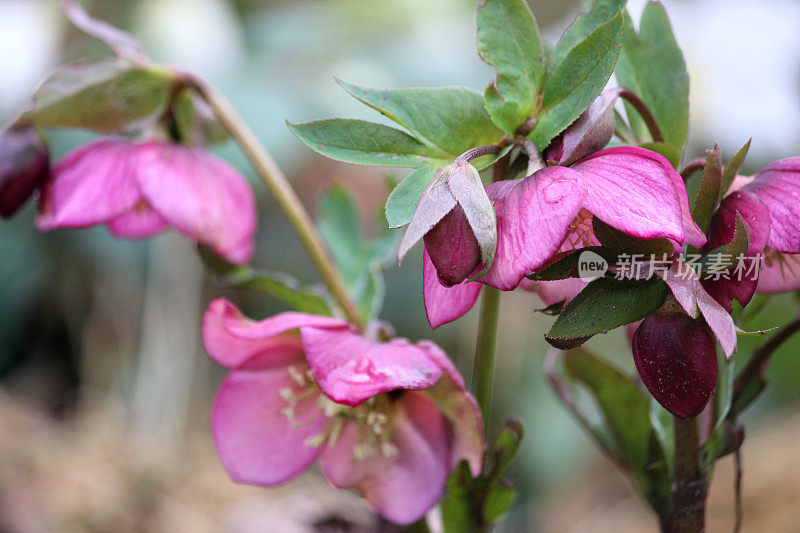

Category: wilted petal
[135, 142, 257, 265]
[756, 252, 800, 293]
[445, 161, 496, 267]
[0, 123, 49, 218]
[423, 248, 482, 328]
[545, 88, 619, 167]
[632, 311, 718, 419]
[319, 392, 450, 525]
[572, 146, 691, 245]
[397, 170, 457, 262]
[658, 263, 736, 357]
[745, 157, 800, 253]
[107, 201, 169, 238]
[212, 367, 325, 485]
[202, 298, 348, 369]
[423, 205, 481, 286]
[480, 167, 586, 290]
[300, 326, 444, 407]
[37, 139, 140, 230]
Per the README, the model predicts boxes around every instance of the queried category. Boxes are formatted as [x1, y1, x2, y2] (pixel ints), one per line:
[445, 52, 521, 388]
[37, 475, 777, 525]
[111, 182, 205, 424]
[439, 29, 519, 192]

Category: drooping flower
[37, 138, 256, 264]
[702, 157, 800, 308]
[0, 123, 50, 218]
[632, 298, 718, 419]
[423, 146, 705, 328]
[203, 298, 484, 525]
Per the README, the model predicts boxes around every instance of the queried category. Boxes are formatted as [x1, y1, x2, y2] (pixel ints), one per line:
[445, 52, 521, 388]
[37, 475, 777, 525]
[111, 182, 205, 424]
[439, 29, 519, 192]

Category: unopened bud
[423, 205, 481, 286]
[545, 89, 618, 166]
[0, 123, 49, 218]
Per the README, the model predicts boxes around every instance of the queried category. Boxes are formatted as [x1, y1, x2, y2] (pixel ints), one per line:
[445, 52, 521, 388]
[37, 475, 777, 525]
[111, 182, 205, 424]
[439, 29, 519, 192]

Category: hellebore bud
[545, 88, 619, 166]
[0, 123, 49, 218]
[423, 205, 481, 286]
[632, 299, 718, 419]
[399, 160, 496, 285]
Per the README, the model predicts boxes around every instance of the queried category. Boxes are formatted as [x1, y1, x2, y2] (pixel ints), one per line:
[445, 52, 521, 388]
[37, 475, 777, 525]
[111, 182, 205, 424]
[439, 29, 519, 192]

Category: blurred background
[1, 0, 798, 531]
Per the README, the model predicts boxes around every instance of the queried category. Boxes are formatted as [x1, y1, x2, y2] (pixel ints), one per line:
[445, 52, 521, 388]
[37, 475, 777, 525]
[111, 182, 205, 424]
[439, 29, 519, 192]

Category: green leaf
[197, 245, 333, 315]
[476, 0, 545, 133]
[23, 59, 174, 132]
[173, 88, 228, 146]
[287, 118, 445, 166]
[530, 11, 623, 150]
[441, 462, 478, 533]
[719, 139, 751, 201]
[482, 483, 517, 525]
[616, 2, 690, 151]
[337, 80, 504, 156]
[564, 348, 653, 469]
[592, 218, 674, 255]
[692, 144, 722, 233]
[546, 276, 668, 348]
[486, 419, 524, 483]
[384, 163, 442, 228]
[550, 0, 627, 73]
[528, 246, 619, 281]
[640, 142, 681, 169]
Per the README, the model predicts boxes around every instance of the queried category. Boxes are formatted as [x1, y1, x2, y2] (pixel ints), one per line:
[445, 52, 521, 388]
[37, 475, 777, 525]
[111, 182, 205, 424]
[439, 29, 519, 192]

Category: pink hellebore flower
[37, 138, 256, 265]
[424, 146, 705, 328]
[203, 298, 484, 525]
[703, 158, 800, 309]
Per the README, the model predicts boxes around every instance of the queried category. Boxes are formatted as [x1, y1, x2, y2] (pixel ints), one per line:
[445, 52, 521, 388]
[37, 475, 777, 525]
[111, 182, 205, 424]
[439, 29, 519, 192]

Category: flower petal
[423, 248, 482, 328]
[756, 252, 800, 293]
[37, 139, 140, 230]
[745, 157, 800, 253]
[319, 392, 450, 525]
[107, 202, 169, 238]
[522, 277, 588, 307]
[300, 326, 444, 407]
[701, 190, 771, 311]
[211, 367, 325, 485]
[572, 146, 697, 245]
[134, 142, 257, 265]
[202, 298, 348, 369]
[480, 167, 586, 290]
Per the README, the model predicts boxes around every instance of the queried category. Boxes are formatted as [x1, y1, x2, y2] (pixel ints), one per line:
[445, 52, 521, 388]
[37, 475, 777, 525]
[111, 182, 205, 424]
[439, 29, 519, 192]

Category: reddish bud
[423, 205, 481, 286]
[545, 89, 618, 166]
[632, 306, 718, 419]
[0, 123, 49, 218]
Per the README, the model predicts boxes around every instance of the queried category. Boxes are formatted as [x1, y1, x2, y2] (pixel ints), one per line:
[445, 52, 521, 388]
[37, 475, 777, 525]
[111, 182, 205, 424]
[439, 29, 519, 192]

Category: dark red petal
[423, 205, 481, 286]
[0, 124, 49, 218]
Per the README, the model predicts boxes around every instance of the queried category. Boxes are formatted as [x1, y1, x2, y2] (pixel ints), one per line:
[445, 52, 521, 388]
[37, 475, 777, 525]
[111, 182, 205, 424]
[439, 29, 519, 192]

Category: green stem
[665, 417, 706, 533]
[618, 87, 665, 143]
[188, 75, 365, 329]
[472, 287, 501, 429]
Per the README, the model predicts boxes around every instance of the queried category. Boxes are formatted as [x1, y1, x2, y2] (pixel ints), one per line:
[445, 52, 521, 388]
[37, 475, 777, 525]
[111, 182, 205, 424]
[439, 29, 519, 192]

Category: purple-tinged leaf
[692, 143, 722, 233]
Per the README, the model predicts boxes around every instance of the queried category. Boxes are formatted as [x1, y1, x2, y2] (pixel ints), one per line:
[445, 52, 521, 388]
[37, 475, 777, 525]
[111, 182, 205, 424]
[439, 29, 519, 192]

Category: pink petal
[572, 146, 698, 246]
[319, 391, 450, 525]
[107, 202, 169, 238]
[134, 142, 257, 265]
[423, 248, 482, 328]
[756, 253, 800, 293]
[37, 139, 141, 230]
[523, 277, 588, 306]
[300, 326, 444, 407]
[480, 167, 586, 290]
[745, 157, 800, 253]
[202, 298, 349, 369]
[211, 367, 325, 485]
[658, 263, 736, 357]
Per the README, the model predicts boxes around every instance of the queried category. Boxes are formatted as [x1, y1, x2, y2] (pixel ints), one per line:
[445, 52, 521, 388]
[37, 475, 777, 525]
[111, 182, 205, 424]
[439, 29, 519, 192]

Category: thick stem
[618, 88, 665, 144]
[680, 158, 707, 182]
[512, 137, 545, 174]
[472, 287, 501, 428]
[666, 417, 706, 533]
[188, 76, 364, 329]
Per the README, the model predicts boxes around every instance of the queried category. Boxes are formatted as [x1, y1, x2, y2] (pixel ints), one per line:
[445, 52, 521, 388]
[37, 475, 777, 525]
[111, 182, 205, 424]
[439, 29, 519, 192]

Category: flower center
[280, 365, 399, 460]
[564, 208, 596, 250]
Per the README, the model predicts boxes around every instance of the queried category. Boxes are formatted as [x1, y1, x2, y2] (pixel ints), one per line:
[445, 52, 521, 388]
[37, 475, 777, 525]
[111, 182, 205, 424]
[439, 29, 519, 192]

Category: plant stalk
[665, 417, 706, 533]
[188, 76, 364, 329]
[472, 287, 501, 429]
[618, 88, 665, 143]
